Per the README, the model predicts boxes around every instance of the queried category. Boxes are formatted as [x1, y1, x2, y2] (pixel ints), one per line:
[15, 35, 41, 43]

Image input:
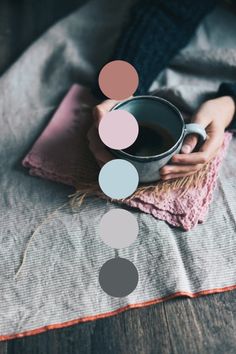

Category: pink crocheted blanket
[23, 84, 232, 231]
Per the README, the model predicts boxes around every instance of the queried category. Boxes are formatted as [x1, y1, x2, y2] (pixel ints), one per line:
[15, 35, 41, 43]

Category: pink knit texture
[23, 84, 232, 231]
[125, 130, 231, 230]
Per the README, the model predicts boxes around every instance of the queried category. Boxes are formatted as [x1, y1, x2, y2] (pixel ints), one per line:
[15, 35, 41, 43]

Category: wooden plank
[87, 303, 172, 354]
[7, 290, 236, 353]
[7, 321, 96, 354]
[0, 343, 7, 354]
[163, 291, 236, 354]
[7, 303, 172, 354]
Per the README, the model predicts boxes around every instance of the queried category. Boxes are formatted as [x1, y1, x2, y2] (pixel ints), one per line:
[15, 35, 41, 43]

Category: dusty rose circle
[98, 110, 139, 150]
[98, 60, 139, 100]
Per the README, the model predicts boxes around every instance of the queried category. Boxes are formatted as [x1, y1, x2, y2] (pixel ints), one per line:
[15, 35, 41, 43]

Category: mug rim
[109, 95, 185, 162]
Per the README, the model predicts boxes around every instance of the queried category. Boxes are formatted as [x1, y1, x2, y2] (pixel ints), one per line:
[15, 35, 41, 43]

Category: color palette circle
[99, 257, 139, 297]
[96, 60, 141, 297]
[99, 209, 138, 249]
[98, 60, 139, 100]
[98, 159, 139, 199]
[98, 110, 139, 150]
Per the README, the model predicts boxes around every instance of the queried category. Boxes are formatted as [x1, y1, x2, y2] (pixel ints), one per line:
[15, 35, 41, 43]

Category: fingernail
[181, 144, 191, 154]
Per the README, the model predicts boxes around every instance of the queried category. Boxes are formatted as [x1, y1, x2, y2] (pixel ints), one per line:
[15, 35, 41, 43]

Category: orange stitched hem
[1, 284, 236, 342]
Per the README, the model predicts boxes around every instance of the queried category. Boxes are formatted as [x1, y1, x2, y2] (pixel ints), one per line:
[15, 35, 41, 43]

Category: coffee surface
[123, 123, 175, 157]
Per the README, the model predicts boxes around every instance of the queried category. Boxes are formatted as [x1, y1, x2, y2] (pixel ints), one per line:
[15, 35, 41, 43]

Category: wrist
[218, 96, 236, 128]
[192, 96, 236, 130]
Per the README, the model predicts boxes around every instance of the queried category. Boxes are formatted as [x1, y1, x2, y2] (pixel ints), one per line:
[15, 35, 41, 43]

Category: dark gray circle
[99, 257, 139, 297]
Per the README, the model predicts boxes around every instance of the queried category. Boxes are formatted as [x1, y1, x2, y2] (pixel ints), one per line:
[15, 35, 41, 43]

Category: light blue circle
[98, 159, 139, 199]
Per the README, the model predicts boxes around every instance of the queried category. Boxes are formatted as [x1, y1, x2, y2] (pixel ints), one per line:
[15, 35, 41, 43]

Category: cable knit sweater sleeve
[94, 0, 236, 129]
[100, 0, 217, 95]
[216, 83, 236, 131]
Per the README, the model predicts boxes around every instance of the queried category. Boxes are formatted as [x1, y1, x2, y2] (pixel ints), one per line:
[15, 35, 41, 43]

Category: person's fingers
[161, 171, 198, 181]
[181, 134, 198, 154]
[93, 96, 134, 127]
[171, 150, 209, 165]
[172, 130, 223, 165]
[87, 125, 114, 164]
[93, 99, 120, 127]
[160, 163, 203, 176]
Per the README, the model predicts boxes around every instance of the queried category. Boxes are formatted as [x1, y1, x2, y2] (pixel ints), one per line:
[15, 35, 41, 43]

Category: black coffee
[123, 123, 175, 156]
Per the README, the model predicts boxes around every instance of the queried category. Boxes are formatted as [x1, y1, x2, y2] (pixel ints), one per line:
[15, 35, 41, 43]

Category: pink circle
[98, 60, 139, 100]
[98, 110, 139, 150]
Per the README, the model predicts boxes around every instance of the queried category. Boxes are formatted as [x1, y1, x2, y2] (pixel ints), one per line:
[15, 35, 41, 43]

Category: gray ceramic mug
[109, 96, 207, 183]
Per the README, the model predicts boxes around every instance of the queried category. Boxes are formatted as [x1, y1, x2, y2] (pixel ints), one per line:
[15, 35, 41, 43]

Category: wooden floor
[0, 1, 236, 353]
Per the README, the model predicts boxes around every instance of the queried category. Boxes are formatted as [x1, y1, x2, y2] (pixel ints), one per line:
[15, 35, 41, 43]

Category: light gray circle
[99, 257, 139, 297]
[99, 209, 138, 249]
[98, 159, 139, 199]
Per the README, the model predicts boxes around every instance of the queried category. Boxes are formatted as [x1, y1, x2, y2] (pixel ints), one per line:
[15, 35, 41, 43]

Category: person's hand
[87, 99, 120, 167]
[160, 96, 236, 180]
[87, 97, 133, 166]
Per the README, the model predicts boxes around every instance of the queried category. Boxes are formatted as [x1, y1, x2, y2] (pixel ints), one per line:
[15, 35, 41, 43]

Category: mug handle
[184, 123, 207, 144]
